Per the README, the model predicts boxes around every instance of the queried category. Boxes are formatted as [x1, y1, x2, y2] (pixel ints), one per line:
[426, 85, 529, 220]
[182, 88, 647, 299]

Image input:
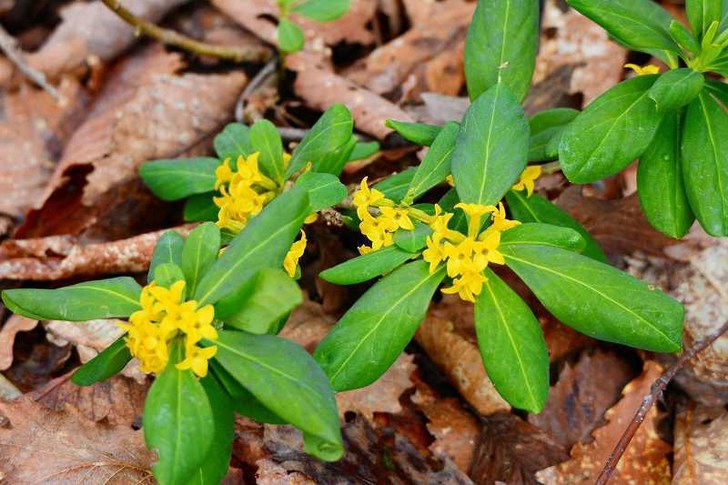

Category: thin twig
[235, 58, 278, 122]
[0, 24, 62, 102]
[99, 0, 271, 63]
[596, 319, 728, 484]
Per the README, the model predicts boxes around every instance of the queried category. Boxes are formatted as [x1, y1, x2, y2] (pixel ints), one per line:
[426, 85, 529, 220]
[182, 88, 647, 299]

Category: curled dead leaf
[0, 315, 38, 371]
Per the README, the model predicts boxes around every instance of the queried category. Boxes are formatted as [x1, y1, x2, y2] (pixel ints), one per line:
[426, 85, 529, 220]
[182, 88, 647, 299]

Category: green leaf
[393, 223, 432, 253]
[637, 111, 695, 238]
[140, 158, 220, 201]
[277, 17, 305, 53]
[218, 268, 302, 334]
[194, 187, 309, 305]
[71, 337, 131, 386]
[465, 0, 539, 101]
[295, 171, 347, 212]
[406, 122, 459, 201]
[475, 270, 548, 412]
[250, 119, 285, 184]
[187, 374, 235, 485]
[319, 246, 415, 285]
[314, 260, 446, 391]
[144, 345, 214, 485]
[505, 191, 607, 261]
[681, 91, 728, 236]
[2, 277, 142, 321]
[211, 361, 286, 424]
[184, 193, 218, 222]
[452, 83, 529, 205]
[528, 108, 579, 162]
[687, 0, 723, 40]
[501, 244, 684, 352]
[181, 223, 221, 297]
[214, 122, 253, 160]
[499, 223, 586, 253]
[385, 120, 442, 146]
[153, 263, 186, 290]
[348, 141, 380, 161]
[148, 231, 184, 282]
[292, 0, 350, 22]
[560, 76, 662, 183]
[566, 0, 678, 57]
[214, 330, 343, 461]
[288, 104, 354, 176]
[669, 19, 701, 54]
[372, 167, 417, 203]
[648, 69, 705, 112]
[315, 135, 357, 176]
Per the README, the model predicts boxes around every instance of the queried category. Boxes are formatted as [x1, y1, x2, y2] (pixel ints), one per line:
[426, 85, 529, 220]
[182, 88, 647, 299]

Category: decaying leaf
[529, 349, 635, 449]
[537, 361, 671, 484]
[0, 397, 153, 483]
[673, 405, 728, 484]
[0, 315, 38, 371]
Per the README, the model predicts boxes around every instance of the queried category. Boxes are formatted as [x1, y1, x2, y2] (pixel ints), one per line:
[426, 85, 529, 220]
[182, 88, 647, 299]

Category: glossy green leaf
[153, 263, 186, 291]
[315, 135, 357, 176]
[475, 270, 548, 412]
[214, 122, 253, 160]
[465, 0, 539, 101]
[637, 111, 695, 238]
[211, 361, 286, 423]
[319, 246, 415, 285]
[372, 167, 417, 203]
[2, 277, 142, 321]
[184, 193, 218, 222]
[566, 0, 678, 57]
[288, 104, 354, 176]
[71, 337, 131, 386]
[687, 0, 723, 40]
[385, 120, 442, 146]
[292, 0, 350, 22]
[219, 268, 302, 334]
[295, 171, 347, 212]
[560, 76, 662, 183]
[144, 345, 214, 485]
[681, 91, 728, 236]
[501, 244, 684, 352]
[648, 69, 705, 112]
[181, 223, 221, 296]
[195, 187, 309, 305]
[393, 223, 432, 253]
[277, 17, 305, 53]
[139, 158, 219, 201]
[451, 83, 529, 205]
[669, 19, 701, 54]
[528, 108, 579, 162]
[315, 260, 446, 391]
[214, 330, 343, 460]
[348, 141, 380, 161]
[406, 122, 459, 201]
[187, 373, 235, 485]
[148, 230, 184, 282]
[499, 223, 586, 253]
[505, 191, 607, 261]
[250, 119, 285, 184]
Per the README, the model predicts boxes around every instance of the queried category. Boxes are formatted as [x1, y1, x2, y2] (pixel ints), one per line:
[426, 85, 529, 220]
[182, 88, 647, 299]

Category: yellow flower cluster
[423, 202, 519, 302]
[214, 153, 282, 234]
[512, 165, 542, 197]
[119, 281, 217, 377]
[353, 177, 415, 254]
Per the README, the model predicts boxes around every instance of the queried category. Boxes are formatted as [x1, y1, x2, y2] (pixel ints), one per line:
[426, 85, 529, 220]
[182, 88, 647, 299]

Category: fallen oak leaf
[0, 315, 38, 371]
[0, 397, 154, 483]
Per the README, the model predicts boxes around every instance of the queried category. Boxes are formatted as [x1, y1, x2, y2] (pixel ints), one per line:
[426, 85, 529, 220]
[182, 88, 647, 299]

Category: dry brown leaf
[0, 397, 153, 483]
[673, 405, 728, 484]
[537, 361, 671, 484]
[0, 78, 88, 226]
[470, 412, 570, 484]
[24, 0, 187, 78]
[30, 373, 147, 427]
[0, 315, 38, 371]
[416, 310, 510, 416]
[0, 225, 191, 280]
[535, 0, 627, 105]
[278, 300, 336, 352]
[528, 349, 635, 449]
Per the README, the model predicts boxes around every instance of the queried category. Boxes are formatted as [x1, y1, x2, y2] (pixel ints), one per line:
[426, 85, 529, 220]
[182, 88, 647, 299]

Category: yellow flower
[472, 230, 505, 270]
[624, 63, 660, 76]
[304, 213, 318, 224]
[176, 343, 218, 378]
[487, 202, 520, 232]
[445, 174, 455, 187]
[441, 270, 487, 303]
[443, 238, 476, 278]
[456, 203, 491, 238]
[359, 212, 397, 250]
[352, 177, 385, 219]
[422, 233, 446, 274]
[284, 231, 307, 278]
[512, 165, 542, 197]
[379, 207, 415, 231]
[429, 205, 454, 237]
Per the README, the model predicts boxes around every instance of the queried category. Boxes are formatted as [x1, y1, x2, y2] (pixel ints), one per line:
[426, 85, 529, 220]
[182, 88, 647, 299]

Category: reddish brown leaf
[0, 315, 38, 371]
[673, 405, 728, 483]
